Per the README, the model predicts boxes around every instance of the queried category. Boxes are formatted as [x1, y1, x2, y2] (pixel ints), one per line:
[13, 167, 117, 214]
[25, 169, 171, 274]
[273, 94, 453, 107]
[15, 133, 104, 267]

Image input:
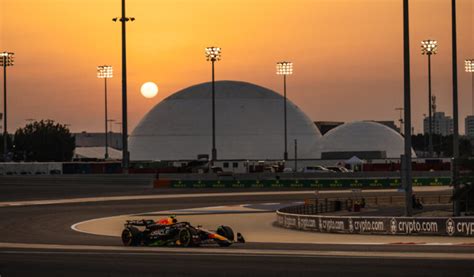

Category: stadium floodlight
[205, 46, 221, 162]
[465, 59, 474, 73]
[97, 65, 113, 78]
[1, 52, 14, 161]
[466, 59, 474, 116]
[205, 47, 221, 62]
[421, 40, 438, 55]
[97, 65, 113, 159]
[276, 61, 293, 75]
[421, 40, 438, 158]
[0, 52, 14, 67]
[276, 61, 293, 160]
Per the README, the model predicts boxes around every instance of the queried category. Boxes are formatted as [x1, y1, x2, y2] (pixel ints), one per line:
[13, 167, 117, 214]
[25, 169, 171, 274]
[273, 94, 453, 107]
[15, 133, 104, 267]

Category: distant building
[424, 112, 453, 136]
[315, 120, 400, 135]
[74, 132, 123, 150]
[465, 115, 474, 137]
[130, 81, 323, 160]
[314, 121, 344, 135]
[320, 121, 415, 159]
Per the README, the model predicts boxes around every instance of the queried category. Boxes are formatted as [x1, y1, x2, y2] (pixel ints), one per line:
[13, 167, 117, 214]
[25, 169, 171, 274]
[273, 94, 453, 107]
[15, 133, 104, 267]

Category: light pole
[421, 40, 438, 158]
[276, 61, 293, 161]
[465, 59, 474, 114]
[113, 0, 134, 171]
[451, 0, 460, 216]
[402, 0, 413, 216]
[205, 46, 221, 163]
[0, 52, 14, 161]
[97, 65, 113, 159]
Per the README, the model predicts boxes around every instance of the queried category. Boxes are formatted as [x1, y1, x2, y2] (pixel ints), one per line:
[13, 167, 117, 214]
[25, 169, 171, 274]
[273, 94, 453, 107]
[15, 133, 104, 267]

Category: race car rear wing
[124, 219, 155, 227]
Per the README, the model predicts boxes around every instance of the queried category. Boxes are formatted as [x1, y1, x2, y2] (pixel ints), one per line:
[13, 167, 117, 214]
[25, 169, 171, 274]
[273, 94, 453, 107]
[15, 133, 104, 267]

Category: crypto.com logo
[390, 218, 397, 234]
[446, 218, 455, 236]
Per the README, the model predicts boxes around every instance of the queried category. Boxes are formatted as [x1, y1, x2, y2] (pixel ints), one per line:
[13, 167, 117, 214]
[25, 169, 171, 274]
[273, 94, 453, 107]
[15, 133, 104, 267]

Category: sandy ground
[73, 211, 474, 245]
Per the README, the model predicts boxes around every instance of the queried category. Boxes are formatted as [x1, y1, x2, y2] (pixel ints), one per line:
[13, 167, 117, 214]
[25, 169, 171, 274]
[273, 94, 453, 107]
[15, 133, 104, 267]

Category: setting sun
[140, 82, 158, 98]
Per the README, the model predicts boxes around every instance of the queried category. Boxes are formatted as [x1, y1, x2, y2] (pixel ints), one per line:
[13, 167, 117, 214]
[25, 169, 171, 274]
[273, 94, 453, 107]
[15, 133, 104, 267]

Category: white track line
[0, 191, 316, 208]
[0, 186, 451, 208]
[71, 215, 123, 237]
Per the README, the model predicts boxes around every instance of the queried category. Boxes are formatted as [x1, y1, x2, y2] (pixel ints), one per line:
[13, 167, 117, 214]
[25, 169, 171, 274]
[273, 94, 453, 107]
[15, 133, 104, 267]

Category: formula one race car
[121, 216, 245, 247]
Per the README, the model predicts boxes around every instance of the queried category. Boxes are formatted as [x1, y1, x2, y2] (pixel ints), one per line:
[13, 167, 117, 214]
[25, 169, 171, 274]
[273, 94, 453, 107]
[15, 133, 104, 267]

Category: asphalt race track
[0, 187, 473, 277]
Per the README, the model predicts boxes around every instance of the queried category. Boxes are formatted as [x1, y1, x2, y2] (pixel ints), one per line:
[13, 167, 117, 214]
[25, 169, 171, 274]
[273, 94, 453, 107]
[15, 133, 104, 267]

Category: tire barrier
[276, 210, 474, 237]
[168, 177, 451, 189]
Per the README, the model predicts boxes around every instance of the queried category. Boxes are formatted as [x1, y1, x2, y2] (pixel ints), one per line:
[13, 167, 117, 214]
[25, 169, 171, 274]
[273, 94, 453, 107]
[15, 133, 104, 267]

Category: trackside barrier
[167, 177, 451, 189]
[276, 210, 474, 237]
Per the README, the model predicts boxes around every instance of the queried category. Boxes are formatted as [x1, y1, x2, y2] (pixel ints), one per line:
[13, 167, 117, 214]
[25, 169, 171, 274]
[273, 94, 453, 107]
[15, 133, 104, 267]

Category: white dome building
[320, 121, 416, 159]
[129, 81, 322, 161]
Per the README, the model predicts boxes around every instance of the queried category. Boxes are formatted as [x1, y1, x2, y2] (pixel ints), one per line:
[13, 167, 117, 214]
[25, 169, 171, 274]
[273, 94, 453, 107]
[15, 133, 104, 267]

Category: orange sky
[0, 0, 472, 134]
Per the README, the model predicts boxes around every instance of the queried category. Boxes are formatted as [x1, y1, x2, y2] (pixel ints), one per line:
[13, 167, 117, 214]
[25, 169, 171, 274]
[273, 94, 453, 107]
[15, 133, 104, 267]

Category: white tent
[74, 147, 122, 160]
[344, 156, 365, 171]
[345, 156, 365, 165]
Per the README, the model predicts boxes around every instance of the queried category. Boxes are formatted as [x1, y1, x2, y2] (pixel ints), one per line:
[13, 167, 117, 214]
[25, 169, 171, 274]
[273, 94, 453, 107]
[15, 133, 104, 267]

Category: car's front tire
[216, 226, 234, 247]
[217, 225, 234, 241]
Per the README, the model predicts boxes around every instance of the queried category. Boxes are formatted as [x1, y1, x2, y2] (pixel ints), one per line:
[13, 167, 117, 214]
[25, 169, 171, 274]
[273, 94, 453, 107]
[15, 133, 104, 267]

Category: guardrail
[161, 171, 451, 180]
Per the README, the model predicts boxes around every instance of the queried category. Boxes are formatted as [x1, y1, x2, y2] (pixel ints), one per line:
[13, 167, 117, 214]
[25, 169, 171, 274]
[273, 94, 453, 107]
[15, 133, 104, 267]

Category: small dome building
[129, 81, 322, 161]
[320, 121, 416, 159]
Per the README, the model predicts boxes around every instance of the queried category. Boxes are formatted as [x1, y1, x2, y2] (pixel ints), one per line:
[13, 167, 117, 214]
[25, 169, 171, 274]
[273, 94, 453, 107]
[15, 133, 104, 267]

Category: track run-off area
[0, 187, 473, 276]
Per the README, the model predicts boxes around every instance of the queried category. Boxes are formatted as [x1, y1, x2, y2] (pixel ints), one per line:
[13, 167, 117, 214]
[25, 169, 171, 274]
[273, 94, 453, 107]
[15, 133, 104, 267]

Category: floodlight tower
[451, 0, 460, 216]
[402, 0, 413, 216]
[276, 61, 293, 161]
[421, 40, 438, 158]
[205, 46, 221, 162]
[113, 0, 135, 171]
[465, 59, 474, 114]
[97, 65, 113, 159]
[0, 52, 14, 160]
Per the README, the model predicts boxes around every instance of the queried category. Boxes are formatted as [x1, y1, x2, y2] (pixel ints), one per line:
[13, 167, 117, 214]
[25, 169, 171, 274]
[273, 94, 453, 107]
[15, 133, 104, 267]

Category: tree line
[0, 120, 75, 162]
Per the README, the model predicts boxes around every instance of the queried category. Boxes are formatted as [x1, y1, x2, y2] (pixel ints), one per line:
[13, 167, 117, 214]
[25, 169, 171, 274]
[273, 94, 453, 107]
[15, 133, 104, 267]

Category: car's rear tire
[178, 228, 193, 247]
[217, 225, 234, 241]
[121, 227, 141, 246]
